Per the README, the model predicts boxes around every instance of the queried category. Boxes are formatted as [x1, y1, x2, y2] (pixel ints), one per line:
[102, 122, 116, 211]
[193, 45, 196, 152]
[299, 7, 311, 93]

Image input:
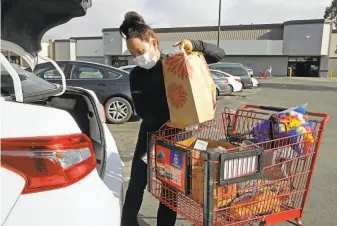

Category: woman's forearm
[190, 40, 226, 64]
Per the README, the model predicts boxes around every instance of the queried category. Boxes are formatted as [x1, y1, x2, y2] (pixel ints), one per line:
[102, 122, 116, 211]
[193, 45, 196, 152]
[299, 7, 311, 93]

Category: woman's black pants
[121, 122, 177, 226]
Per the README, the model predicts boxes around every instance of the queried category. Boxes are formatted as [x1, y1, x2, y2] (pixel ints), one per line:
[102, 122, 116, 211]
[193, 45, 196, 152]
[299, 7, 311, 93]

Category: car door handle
[97, 83, 107, 86]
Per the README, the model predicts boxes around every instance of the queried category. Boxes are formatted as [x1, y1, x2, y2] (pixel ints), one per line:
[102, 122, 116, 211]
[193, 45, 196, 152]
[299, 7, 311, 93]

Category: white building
[49, 36, 104, 63]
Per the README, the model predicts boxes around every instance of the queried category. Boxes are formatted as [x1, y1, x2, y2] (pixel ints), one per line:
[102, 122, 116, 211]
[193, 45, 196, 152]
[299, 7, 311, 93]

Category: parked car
[119, 65, 136, 73]
[210, 69, 243, 92]
[209, 63, 253, 88]
[27, 61, 135, 124]
[1, 1, 123, 226]
[210, 71, 232, 97]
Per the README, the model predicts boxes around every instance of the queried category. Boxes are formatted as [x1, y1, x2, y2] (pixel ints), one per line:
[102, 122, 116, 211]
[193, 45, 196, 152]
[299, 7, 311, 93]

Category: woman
[119, 11, 226, 226]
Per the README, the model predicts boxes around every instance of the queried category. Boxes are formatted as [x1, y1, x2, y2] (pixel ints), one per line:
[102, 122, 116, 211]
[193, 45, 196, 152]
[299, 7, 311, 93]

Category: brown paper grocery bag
[162, 51, 216, 127]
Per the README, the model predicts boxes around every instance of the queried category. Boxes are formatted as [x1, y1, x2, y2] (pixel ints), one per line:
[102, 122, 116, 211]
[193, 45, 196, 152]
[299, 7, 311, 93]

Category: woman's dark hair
[119, 11, 156, 41]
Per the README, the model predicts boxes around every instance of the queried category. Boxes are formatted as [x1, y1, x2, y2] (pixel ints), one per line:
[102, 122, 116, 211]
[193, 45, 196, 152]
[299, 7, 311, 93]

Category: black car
[27, 61, 135, 124]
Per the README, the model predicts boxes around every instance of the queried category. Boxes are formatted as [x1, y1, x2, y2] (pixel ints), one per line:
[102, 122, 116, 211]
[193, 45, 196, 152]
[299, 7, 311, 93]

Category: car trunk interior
[33, 90, 106, 176]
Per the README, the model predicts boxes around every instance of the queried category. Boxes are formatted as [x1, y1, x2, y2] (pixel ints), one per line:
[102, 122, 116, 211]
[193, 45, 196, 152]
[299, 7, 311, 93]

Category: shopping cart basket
[147, 105, 329, 226]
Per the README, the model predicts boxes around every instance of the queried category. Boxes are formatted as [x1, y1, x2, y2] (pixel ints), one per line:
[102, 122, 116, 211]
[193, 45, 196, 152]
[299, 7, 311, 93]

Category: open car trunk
[32, 88, 106, 177]
[1, 0, 91, 54]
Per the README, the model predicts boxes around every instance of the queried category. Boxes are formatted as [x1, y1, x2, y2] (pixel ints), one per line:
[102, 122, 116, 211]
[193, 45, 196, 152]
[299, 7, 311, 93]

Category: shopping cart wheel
[296, 218, 304, 226]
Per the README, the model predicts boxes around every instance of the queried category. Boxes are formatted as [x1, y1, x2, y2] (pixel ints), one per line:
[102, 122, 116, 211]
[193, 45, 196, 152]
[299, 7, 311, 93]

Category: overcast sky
[43, 0, 332, 40]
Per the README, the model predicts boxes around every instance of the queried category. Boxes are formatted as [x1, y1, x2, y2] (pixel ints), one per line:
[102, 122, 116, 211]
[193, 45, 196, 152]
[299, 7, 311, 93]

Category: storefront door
[287, 56, 320, 77]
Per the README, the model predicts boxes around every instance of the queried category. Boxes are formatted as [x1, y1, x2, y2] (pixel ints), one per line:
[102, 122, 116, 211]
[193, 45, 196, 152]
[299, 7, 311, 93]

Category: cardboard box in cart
[177, 138, 237, 211]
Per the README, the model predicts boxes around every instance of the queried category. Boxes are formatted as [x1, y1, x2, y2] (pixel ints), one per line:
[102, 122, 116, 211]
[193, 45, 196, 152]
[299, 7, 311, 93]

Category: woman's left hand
[173, 40, 193, 54]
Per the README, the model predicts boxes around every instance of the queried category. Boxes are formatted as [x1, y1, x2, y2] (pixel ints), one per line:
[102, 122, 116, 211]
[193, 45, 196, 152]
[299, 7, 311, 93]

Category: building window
[111, 55, 131, 67]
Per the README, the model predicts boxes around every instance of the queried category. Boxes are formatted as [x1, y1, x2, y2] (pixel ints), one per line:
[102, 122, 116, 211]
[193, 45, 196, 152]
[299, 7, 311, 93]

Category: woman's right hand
[172, 40, 193, 54]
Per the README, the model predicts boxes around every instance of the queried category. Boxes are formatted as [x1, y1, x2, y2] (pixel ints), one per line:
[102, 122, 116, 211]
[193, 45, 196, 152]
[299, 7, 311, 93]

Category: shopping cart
[147, 105, 329, 226]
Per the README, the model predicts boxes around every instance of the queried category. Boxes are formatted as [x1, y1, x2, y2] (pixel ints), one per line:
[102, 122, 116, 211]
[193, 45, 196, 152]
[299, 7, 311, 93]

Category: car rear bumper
[4, 170, 121, 226]
[243, 83, 253, 88]
[233, 82, 243, 92]
[219, 90, 231, 95]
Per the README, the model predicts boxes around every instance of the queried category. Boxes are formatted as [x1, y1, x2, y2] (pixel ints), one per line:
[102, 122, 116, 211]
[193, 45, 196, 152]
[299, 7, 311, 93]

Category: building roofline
[102, 23, 283, 33]
[70, 36, 102, 40]
[53, 39, 70, 42]
[283, 19, 330, 26]
[102, 28, 119, 32]
[155, 23, 284, 33]
[102, 19, 330, 33]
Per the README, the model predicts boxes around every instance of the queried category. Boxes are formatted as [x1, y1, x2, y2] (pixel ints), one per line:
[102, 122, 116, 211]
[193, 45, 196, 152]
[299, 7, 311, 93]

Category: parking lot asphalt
[107, 77, 337, 226]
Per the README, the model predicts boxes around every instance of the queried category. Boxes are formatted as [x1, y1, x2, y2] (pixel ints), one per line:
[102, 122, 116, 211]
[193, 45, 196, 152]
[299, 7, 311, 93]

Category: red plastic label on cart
[155, 144, 187, 193]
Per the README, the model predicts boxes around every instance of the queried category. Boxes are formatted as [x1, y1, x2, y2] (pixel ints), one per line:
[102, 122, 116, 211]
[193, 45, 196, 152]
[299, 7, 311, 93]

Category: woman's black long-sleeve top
[129, 40, 226, 155]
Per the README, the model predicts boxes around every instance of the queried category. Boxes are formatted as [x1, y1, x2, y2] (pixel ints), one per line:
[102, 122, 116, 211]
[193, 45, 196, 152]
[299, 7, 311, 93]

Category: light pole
[217, 0, 222, 47]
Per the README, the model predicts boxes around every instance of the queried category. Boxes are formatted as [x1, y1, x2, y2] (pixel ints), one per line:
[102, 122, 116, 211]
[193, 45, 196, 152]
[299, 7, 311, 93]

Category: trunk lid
[1, 0, 91, 55]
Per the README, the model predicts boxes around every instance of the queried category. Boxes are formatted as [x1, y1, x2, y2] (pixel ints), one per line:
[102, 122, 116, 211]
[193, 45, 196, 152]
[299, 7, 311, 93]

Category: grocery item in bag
[162, 51, 216, 127]
[230, 190, 282, 219]
[250, 103, 314, 156]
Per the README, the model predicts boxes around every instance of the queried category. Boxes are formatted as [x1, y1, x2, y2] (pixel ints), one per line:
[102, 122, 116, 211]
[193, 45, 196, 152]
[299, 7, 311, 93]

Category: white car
[1, 1, 123, 226]
[210, 69, 243, 92]
[119, 65, 136, 73]
[251, 77, 259, 87]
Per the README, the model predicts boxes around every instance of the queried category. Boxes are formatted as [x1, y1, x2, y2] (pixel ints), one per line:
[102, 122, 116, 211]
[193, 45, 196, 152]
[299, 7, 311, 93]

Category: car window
[216, 67, 232, 74]
[213, 71, 229, 78]
[1, 63, 60, 100]
[211, 71, 222, 79]
[211, 73, 218, 79]
[70, 65, 104, 79]
[34, 63, 66, 79]
[215, 66, 248, 77]
[218, 71, 231, 77]
[105, 70, 123, 79]
[230, 67, 249, 77]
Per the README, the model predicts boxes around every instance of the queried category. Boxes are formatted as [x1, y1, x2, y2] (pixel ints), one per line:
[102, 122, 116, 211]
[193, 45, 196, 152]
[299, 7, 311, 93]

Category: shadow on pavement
[138, 217, 151, 226]
[138, 215, 187, 225]
[260, 83, 337, 92]
[129, 115, 141, 122]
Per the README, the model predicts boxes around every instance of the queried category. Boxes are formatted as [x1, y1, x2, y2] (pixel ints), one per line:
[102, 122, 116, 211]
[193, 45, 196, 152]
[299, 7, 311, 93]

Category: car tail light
[235, 78, 241, 83]
[1, 134, 96, 194]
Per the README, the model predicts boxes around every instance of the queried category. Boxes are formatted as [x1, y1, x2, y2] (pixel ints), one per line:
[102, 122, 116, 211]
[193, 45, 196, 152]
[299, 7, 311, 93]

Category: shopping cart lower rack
[146, 105, 329, 226]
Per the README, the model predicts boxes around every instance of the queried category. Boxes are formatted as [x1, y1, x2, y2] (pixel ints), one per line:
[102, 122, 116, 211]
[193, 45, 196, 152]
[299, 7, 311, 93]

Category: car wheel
[229, 85, 234, 93]
[216, 89, 220, 99]
[105, 97, 133, 124]
[228, 86, 232, 96]
[241, 82, 245, 89]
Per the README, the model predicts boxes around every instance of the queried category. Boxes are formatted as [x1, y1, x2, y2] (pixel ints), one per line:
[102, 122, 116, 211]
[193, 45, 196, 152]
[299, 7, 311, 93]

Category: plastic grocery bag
[250, 103, 315, 156]
[162, 49, 216, 127]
